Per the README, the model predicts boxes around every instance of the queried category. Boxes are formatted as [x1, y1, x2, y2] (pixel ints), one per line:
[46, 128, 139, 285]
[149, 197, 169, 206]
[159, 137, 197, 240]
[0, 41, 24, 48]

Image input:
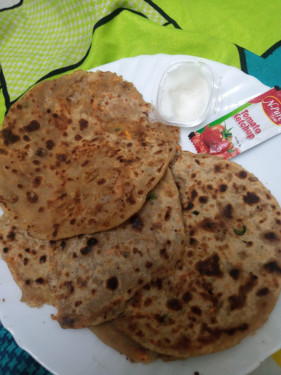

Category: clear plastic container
[149, 60, 221, 128]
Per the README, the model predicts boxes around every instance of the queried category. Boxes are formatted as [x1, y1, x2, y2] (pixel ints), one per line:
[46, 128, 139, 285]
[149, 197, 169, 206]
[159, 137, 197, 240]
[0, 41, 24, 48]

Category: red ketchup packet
[188, 87, 281, 159]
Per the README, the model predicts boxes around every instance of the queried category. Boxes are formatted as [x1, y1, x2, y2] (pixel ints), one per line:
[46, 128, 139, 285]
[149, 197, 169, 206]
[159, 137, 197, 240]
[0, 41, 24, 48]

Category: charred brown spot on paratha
[160, 248, 169, 259]
[130, 294, 142, 308]
[228, 274, 258, 310]
[154, 314, 170, 324]
[46, 139, 55, 150]
[2, 129, 20, 145]
[189, 237, 197, 246]
[7, 230, 16, 240]
[229, 268, 240, 280]
[166, 299, 183, 311]
[127, 194, 136, 205]
[106, 276, 119, 291]
[237, 170, 247, 179]
[191, 189, 198, 200]
[32, 176, 42, 188]
[26, 191, 38, 203]
[60, 240, 66, 249]
[0, 148, 8, 155]
[130, 215, 144, 232]
[183, 202, 194, 211]
[56, 153, 67, 163]
[263, 231, 279, 242]
[39, 255, 47, 263]
[219, 184, 227, 192]
[24, 120, 40, 132]
[79, 118, 88, 131]
[222, 203, 233, 219]
[199, 196, 208, 204]
[35, 277, 45, 285]
[145, 261, 153, 269]
[97, 178, 106, 185]
[164, 206, 172, 220]
[243, 192, 260, 205]
[74, 134, 82, 141]
[152, 278, 163, 290]
[182, 291, 193, 303]
[263, 261, 281, 274]
[257, 287, 269, 296]
[200, 218, 219, 232]
[80, 246, 92, 255]
[191, 306, 202, 316]
[77, 277, 87, 288]
[196, 254, 223, 277]
[86, 237, 98, 247]
[36, 147, 48, 158]
[214, 164, 222, 173]
[52, 223, 60, 237]
[63, 281, 75, 294]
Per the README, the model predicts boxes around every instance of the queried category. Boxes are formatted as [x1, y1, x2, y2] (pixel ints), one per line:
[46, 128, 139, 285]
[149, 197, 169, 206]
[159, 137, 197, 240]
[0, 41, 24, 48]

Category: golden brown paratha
[90, 322, 183, 363]
[90, 322, 160, 363]
[0, 168, 185, 328]
[0, 70, 179, 240]
[112, 151, 281, 358]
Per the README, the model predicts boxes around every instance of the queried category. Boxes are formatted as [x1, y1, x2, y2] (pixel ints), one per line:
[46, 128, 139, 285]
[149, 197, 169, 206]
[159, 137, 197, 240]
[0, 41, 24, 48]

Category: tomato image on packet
[188, 87, 281, 159]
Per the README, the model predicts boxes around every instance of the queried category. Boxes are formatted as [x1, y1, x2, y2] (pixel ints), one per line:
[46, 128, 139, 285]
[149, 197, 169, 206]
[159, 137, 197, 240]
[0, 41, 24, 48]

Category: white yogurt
[156, 61, 214, 127]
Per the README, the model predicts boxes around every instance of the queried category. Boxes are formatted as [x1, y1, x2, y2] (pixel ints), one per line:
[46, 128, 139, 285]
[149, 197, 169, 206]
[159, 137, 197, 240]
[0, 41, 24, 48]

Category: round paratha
[112, 151, 281, 358]
[0, 168, 185, 328]
[0, 70, 179, 239]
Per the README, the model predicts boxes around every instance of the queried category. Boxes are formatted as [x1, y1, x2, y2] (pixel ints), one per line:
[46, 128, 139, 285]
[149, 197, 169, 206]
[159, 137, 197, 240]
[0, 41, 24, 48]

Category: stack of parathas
[0, 70, 281, 363]
[0, 70, 184, 327]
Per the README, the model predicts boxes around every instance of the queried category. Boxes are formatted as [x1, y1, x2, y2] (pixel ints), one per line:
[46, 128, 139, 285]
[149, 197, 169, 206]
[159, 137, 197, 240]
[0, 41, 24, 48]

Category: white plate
[0, 54, 281, 375]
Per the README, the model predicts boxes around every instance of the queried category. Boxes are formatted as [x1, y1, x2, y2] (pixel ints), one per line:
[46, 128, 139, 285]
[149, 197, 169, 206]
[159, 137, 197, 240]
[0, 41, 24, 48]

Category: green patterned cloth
[0, 0, 281, 374]
[0, 0, 281, 124]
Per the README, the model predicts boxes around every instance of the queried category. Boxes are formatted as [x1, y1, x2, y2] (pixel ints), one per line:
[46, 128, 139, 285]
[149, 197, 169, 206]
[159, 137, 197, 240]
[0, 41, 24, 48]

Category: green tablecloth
[0, 1, 281, 374]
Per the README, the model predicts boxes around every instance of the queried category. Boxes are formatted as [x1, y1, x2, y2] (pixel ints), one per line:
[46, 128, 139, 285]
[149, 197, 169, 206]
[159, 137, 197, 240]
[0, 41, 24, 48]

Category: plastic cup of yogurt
[151, 60, 219, 128]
